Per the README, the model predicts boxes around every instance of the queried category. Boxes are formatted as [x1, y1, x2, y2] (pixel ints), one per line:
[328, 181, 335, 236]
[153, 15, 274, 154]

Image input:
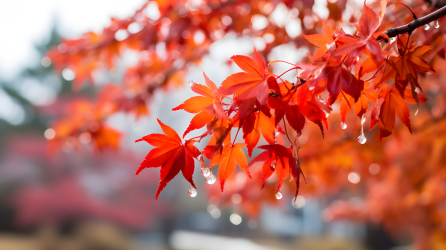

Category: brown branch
[384, 5, 446, 38]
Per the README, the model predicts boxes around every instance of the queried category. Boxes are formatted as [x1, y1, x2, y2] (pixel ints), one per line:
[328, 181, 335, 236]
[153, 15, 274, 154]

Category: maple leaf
[380, 35, 436, 105]
[296, 57, 364, 105]
[173, 73, 227, 137]
[217, 48, 271, 106]
[340, 82, 378, 123]
[294, 84, 328, 136]
[326, 66, 365, 104]
[202, 117, 232, 160]
[248, 144, 301, 199]
[302, 19, 335, 59]
[206, 143, 251, 191]
[92, 125, 122, 151]
[135, 119, 200, 200]
[370, 85, 428, 140]
[333, 0, 388, 66]
[268, 82, 306, 136]
[242, 110, 276, 157]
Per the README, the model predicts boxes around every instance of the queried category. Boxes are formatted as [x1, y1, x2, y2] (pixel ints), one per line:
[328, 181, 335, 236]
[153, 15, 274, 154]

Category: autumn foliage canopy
[134, 1, 435, 201]
[45, 0, 446, 248]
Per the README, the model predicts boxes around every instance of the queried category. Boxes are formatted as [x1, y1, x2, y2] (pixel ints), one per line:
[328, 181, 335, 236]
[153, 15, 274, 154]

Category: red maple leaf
[370, 85, 428, 140]
[332, 0, 388, 66]
[135, 119, 200, 199]
[248, 144, 302, 199]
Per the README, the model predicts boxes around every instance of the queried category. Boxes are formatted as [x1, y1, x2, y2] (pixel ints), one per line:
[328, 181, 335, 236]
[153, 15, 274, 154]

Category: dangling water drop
[323, 110, 330, 117]
[201, 168, 211, 177]
[361, 115, 366, 125]
[390, 37, 396, 44]
[358, 115, 367, 144]
[275, 192, 283, 199]
[435, 20, 440, 28]
[188, 186, 197, 197]
[341, 122, 347, 129]
[424, 24, 430, 30]
[206, 173, 216, 184]
[270, 160, 276, 170]
[358, 133, 367, 144]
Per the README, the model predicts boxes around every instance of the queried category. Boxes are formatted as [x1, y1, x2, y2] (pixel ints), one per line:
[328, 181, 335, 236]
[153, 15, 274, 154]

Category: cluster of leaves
[44, 0, 446, 247]
[136, 0, 436, 200]
[46, 0, 316, 151]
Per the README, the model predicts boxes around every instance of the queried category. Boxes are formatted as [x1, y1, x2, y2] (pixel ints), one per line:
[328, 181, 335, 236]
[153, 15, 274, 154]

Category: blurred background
[1, 0, 446, 250]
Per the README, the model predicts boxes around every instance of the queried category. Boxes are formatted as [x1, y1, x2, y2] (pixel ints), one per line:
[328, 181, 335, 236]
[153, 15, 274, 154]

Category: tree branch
[384, 5, 446, 38]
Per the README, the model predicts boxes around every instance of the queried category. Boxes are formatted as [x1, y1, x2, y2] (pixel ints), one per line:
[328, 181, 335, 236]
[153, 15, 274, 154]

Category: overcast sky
[0, 0, 146, 80]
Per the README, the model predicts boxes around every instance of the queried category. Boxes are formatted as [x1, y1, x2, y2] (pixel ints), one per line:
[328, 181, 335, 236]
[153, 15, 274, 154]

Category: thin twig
[384, 5, 446, 38]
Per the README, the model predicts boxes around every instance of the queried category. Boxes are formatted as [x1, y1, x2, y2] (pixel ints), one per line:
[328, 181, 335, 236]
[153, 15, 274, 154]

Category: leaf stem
[364, 63, 386, 82]
[403, 32, 412, 55]
[232, 127, 241, 146]
[273, 66, 300, 80]
[282, 118, 293, 144]
[393, 1, 418, 20]
[268, 60, 297, 66]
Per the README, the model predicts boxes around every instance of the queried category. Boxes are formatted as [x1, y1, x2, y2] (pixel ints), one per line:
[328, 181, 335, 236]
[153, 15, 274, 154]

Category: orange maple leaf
[217, 48, 271, 106]
[340, 82, 378, 123]
[380, 35, 436, 104]
[207, 143, 252, 191]
[370, 85, 428, 140]
[302, 19, 335, 59]
[173, 72, 227, 137]
[242, 110, 276, 157]
[135, 119, 200, 200]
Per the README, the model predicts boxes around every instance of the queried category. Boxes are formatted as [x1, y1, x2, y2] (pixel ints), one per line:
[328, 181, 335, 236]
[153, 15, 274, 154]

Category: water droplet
[318, 95, 327, 104]
[358, 133, 367, 144]
[270, 160, 276, 169]
[435, 20, 440, 28]
[188, 186, 197, 197]
[358, 115, 367, 144]
[390, 37, 396, 44]
[201, 168, 211, 177]
[275, 192, 283, 199]
[424, 24, 430, 30]
[206, 173, 216, 184]
[275, 131, 281, 137]
[323, 110, 330, 117]
[189, 80, 194, 87]
[341, 122, 347, 129]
